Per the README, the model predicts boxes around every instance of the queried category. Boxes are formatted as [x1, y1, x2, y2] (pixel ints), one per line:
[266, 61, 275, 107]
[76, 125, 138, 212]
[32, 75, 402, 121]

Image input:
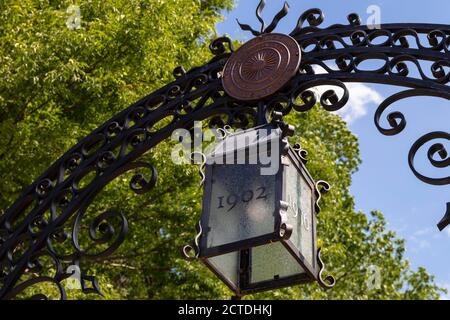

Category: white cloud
[413, 227, 433, 237]
[445, 228, 450, 237]
[408, 229, 432, 253]
[417, 239, 431, 249]
[338, 83, 383, 123]
[311, 66, 383, 124]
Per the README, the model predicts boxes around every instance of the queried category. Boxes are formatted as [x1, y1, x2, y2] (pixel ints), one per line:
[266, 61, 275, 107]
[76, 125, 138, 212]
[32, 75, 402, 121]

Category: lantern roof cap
[207, 124, 282, 160]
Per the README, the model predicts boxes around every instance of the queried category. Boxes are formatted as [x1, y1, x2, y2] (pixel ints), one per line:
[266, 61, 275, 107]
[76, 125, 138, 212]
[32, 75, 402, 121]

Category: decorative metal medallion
[222, 33, 301, 101]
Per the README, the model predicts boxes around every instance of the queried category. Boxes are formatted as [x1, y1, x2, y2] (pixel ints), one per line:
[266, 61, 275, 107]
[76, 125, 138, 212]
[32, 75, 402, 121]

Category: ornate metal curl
[408, 131, 449, 186]
[216, 125, 234, 140]
[293, 142, 308, 164]
[314, 178, 334, 288]
[190, 152, 207, 186]
[182, 220, 203, 261]
[315, 180, 331, 214]
[1, 1, 449, 299]
[317, 247, 336, 289]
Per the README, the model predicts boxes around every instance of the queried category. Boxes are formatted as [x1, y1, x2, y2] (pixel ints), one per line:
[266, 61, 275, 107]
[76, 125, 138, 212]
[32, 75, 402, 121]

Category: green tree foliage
[0, 0, 445, 299]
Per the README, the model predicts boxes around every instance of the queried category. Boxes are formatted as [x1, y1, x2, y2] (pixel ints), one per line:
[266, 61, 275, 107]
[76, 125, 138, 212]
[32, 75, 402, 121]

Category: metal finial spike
[236, 18, 260, 37]
[255, 0, 266, 33]
[264, 2, 290, 34]
[236, 0, 290, 36]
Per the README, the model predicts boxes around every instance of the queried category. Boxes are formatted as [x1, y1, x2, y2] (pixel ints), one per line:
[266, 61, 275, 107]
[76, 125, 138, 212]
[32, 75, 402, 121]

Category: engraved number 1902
[217, 186, 268, 212]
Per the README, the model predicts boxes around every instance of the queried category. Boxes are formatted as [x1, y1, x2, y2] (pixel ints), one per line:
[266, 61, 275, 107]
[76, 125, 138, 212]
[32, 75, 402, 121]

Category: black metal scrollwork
[408, 132, 449, 186]
[0, 50, 258, 299]
[0, 0, 448, 299]
[236, 0, 449, 231]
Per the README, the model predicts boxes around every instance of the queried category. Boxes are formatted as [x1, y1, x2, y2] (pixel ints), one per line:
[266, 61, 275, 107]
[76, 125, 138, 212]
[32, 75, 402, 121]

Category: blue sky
[216, 0, 450, 298]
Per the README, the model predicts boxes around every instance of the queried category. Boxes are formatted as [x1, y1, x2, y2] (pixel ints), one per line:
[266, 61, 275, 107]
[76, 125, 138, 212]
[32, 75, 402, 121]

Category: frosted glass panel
[284, 156, 314, 267]
[206, 164, 276, 248]
[207, 251, 239, 286]
[250, 242, 305, 284]
[299, 174, 314, 266]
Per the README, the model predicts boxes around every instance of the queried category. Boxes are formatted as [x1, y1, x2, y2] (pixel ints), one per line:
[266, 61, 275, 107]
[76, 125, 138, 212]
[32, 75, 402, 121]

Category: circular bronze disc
[222, 33, 301, 101]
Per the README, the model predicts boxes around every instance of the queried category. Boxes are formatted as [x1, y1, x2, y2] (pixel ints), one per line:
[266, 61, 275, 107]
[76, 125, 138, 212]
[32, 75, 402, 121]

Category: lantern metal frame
[0, 0, 448, 299]
[195, 123, 325, 296]
[198, 124, 287, 257]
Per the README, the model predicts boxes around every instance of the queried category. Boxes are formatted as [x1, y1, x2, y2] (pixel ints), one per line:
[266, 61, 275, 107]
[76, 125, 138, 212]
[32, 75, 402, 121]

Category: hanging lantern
[183, 119, 335, 297]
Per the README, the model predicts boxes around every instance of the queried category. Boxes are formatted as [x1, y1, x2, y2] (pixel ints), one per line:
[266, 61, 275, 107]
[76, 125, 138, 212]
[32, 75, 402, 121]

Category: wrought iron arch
[0, 0, 449, 299]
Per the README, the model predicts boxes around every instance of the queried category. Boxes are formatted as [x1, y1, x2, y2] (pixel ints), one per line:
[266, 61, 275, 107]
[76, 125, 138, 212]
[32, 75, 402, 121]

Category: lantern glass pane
[206, 251, 239, 287]
[250, 242, 305, 284]
[205, 164, 276, 248]
[284, 156, 315, 267]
